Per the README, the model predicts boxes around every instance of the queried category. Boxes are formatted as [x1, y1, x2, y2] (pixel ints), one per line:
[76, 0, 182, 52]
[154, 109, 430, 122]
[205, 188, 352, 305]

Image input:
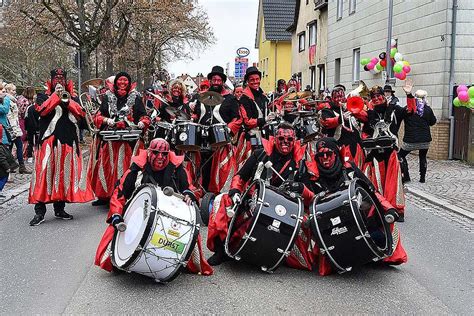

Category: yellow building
[255, 0, 295, 93]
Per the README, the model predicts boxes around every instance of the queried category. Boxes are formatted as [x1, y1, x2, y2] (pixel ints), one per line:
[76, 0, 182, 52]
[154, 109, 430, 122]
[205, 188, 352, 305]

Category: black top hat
[244, 66, 262, 82]
[383, 84, 395, 93]
[207, 65, 227, 82]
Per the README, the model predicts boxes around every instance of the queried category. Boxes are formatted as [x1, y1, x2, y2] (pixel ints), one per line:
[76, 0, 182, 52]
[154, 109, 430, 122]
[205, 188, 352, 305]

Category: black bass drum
[225, 179, 303, 272]
[310, 179, 393, 273]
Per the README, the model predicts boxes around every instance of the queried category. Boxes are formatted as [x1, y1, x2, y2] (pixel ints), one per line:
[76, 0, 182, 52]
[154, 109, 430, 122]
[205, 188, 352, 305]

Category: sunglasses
[150, 150, 169, 156]
[315, 149, 335, 157]
[277, 136, 294, 142]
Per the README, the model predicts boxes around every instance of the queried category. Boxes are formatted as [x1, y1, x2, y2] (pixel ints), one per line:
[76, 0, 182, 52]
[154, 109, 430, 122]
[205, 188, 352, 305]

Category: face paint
[275, 128, 295, 155]
[247, 74, 261, 91]
[148, 139, 170, 171]
[52, 75, 66, 89]
[371, 93, 386, 106]
[317, 147, 336, 169]
[116, 76, 130, 97]
[331, 89, 346, 106]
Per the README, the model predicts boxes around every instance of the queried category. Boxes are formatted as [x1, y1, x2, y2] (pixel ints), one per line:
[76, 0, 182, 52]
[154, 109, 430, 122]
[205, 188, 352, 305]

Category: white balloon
[394, 52, 403, 62]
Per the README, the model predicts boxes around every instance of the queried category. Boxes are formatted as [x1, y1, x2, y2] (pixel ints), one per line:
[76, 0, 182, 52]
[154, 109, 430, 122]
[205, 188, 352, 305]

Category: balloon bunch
[453, 85, 474, 108]
[360, 39, 412, 80]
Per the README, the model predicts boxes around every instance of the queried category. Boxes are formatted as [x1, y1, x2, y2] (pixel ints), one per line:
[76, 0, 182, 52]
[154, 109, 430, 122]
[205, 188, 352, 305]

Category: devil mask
[148, 138, 170, 171]
[51, 68, 67, 89]
[315, 137, 342, 174]
[114, 72, 132, 97]
[331, 88, 346, 106]
[275, 127, 296, 155]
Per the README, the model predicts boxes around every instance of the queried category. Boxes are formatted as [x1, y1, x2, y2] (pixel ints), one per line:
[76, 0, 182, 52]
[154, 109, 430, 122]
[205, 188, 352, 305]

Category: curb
[0, 149, 90, 206]
[406, 186, 474, 221]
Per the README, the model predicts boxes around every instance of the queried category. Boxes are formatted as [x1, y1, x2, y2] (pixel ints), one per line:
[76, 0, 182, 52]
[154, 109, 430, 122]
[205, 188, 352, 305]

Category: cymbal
[296, 91, 312, 98]
[81, 78, 104, 91]
[199, 91, 224, 106]
[165, 106, 191, 121]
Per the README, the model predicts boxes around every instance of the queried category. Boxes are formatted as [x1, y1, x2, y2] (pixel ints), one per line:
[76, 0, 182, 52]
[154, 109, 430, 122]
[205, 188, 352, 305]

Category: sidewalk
[404, 155, 473, 220]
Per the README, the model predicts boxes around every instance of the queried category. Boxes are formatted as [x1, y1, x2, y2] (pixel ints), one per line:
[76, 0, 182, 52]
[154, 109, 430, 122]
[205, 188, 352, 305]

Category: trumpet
[60, 91, 71, 103]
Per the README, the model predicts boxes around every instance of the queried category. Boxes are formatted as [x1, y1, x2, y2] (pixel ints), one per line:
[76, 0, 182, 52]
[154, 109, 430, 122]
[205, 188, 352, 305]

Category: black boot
[400, 159, 411, 183]
[207, 238, 230, 266]
[419, 163, 427, 183]
[54, 202, 73, 220]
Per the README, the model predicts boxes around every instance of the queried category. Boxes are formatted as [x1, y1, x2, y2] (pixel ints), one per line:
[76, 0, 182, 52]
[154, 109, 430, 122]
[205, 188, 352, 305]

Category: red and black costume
[362, 86, 416, 218]
[193, 66, 242, 193]
[303, 138, 407, 275]
[206, 125, 314, 266]
[319, 86, 367, 168]
[88, 72, 150, 204]
[29, 68, 94, 224]
[95, 139, 212, 275]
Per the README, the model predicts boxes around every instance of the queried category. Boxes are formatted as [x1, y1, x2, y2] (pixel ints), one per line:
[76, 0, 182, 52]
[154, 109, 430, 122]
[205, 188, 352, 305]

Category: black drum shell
[171, 123, 202, 151]
[208, 124, 230, 148]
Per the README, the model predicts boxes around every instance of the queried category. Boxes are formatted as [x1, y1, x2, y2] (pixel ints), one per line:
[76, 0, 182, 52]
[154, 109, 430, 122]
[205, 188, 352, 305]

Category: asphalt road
[0, 192, 472, 314]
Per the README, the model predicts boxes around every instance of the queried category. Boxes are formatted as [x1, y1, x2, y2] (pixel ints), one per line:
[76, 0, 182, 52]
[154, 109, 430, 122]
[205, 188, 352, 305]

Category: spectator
[5, 83, 31, 174]
[16, 86, 35, 161]
[398, 89, 437, 183]
[0, 82, 12, 147]
[233, 85, 244, 100]
[0, 125, 19, 199]
[25, 93, 43, 163]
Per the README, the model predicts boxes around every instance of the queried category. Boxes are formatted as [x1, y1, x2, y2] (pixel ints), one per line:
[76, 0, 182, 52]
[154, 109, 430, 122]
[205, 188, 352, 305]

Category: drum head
[226, 180, 263, 257]
[112, 185, 157, 269]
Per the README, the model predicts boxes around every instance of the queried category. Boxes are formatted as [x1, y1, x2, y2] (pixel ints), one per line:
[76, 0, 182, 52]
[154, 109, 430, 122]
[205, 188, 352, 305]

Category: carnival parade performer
[303, 137, 408, 275]
[362, 81, 416, 221]
[29, 68, 94, 226]
[193, 65, 242, 193]
[206, 123, 314, 266]
[94, 138, 213, 275]
[88, 71, 150, 206]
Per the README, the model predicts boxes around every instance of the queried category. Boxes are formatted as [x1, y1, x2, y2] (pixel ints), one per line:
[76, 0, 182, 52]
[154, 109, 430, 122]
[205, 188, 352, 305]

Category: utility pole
[386, 0, 394, 83]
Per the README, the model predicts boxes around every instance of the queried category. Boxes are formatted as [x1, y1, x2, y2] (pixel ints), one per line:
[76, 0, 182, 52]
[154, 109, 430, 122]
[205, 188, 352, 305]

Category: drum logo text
[330, 226, 348, 236]
[151, 233, 185, 254]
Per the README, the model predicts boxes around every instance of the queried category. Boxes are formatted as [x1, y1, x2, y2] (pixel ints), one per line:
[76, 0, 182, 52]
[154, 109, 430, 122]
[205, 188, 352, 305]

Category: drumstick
[264, 161, 285, 182]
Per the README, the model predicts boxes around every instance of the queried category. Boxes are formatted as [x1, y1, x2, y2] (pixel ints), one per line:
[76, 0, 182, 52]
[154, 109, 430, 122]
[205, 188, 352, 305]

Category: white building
[325, 0, 474, 160]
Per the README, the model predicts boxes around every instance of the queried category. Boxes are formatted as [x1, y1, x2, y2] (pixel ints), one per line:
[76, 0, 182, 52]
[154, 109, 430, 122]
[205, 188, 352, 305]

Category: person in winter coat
[398, 89, 437, 183]
[4, 83, 31, 174]
[0, 125, 19, 198]
[24, 93, 42, 162]
[0, 82, 11, 146]
[17, 86, 36, 161]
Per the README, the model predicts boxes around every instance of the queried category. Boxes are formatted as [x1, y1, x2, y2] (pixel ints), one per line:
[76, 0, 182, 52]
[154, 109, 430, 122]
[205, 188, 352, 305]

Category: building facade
[288, 0, 328, 93]
[255, 0, 295, 93]
[325, 0, 474, 160]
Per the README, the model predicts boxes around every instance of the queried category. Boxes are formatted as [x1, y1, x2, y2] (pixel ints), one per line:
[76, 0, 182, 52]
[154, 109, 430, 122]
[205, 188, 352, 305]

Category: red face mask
[116, 76, 130, 97]
[371, 93, 386, 107]
[148, 139, 170, 171]
[317, 147, 336, 169]
[275, 128, 296, 155]
[52, 75, 66, 89]
[331, 89, 346, 106]
[247, 74, 261, 91]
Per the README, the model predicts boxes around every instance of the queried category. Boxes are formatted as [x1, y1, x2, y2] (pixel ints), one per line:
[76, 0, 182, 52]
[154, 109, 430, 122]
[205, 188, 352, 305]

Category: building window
[298, 32, 306, 52]
[353, 48, 360, 83]
[335, 58, 341, 85]
[310, 66, 316, 90]
[308, 22, 317, 46]
[318, 64, 325, 92]
[337, 0, 343, 20]
[349, 0, 356, 14]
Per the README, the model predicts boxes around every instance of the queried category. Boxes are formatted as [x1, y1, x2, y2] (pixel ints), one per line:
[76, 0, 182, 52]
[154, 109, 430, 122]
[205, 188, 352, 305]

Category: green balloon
[376, 63, 383, 71]
[393, 63, 403, 73]
[468, 86, 474, 98]
[360, 58, 370, 66]
[390, 48, 398, 58]
[453, 97, 461, 107]
[470, 98, 474, 107]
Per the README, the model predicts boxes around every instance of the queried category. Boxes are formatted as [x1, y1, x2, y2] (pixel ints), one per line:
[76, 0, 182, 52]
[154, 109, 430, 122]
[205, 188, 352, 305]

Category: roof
[255, 0, 296, 47]
[287, 0, 300, 32]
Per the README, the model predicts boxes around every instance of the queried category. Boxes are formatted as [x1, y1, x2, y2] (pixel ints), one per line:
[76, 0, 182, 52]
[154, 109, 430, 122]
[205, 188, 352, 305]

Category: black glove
[282, 181, 304, 194]
[184, 191, 197, 203]
[109, 214, 124, 226]
[228, 188, 241, 199]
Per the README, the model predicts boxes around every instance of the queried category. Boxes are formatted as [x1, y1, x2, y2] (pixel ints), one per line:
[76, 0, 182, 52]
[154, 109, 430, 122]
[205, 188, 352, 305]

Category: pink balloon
[403, 65, 411, 73]
[367, 63, 375, 70]
[457, 85, 468, 94]
[458, 90, 469, 102]
[395, 71, 406, 80]
[371, 57, 378, 64]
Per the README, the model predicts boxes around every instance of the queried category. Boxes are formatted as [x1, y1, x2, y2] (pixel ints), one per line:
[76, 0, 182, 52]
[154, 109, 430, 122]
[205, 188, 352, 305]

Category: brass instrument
[347, 80, 369, 99]
[79, 92, 99, 133]
[60, 91, 71, 103]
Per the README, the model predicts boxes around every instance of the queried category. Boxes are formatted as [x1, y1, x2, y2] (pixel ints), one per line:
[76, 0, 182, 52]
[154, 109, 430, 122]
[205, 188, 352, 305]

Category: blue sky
[168, 0, 259, 78]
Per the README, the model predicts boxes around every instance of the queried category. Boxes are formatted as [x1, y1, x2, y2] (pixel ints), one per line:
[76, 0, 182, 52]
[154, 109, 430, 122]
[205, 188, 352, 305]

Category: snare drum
[310, 179, 393, 273]
[111, 184, 199, 282]
[208, 123, 230, 148]
[153, 121, 174, 140]
[225, 179, 303, 272]
[171, 122, 202, 151]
